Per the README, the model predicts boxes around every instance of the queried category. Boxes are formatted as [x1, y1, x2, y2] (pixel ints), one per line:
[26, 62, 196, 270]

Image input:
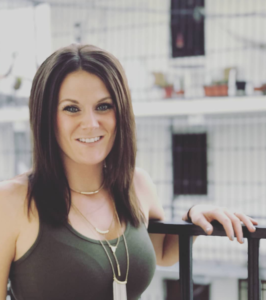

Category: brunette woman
[0, 44, 258, 300]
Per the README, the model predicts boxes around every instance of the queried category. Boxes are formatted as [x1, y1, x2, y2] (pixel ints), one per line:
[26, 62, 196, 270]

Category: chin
[80, 159, 105, 166]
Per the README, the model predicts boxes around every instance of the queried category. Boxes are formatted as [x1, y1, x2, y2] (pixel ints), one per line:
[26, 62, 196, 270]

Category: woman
[0, 44, 258, 300]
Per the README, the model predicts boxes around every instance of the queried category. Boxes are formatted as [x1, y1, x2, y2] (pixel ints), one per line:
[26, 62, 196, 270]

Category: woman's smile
[76, 136, 104, 145]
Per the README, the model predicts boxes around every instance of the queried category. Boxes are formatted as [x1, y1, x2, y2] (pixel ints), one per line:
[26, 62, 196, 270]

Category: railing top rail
[148, 220, 266, 239]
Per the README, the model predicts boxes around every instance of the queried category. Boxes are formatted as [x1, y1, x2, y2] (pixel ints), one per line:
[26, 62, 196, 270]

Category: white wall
[0, 4, 52, 97]
[205, 0, 266, 86]
[0, 123, 14, 181]
[210, 278, 238, 300]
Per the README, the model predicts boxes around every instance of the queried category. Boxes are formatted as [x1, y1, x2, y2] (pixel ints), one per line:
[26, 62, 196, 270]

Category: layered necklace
[70, 183, 109, 235]
[70, 198, 129, 300]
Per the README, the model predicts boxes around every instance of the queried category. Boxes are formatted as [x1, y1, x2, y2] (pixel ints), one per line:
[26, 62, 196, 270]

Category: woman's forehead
[58, 70, 111, 102]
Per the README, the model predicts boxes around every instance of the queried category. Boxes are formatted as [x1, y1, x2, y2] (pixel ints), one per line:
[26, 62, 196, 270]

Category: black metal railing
[148, 220, 266, 300]
[6, 220, 266, 300]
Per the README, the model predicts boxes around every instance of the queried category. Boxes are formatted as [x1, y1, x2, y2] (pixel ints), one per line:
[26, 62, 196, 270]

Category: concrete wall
[0, 123, 14, 181]
[210, 278, 238, 300]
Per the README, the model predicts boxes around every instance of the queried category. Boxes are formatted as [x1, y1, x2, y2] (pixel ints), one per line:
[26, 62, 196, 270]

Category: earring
[103, 161, 107, 169]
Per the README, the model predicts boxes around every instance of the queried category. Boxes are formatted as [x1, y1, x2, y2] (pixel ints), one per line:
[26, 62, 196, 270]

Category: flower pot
[254, 84, 266, 95]
[204, 85, 228, 97]
[164, 86, 174, 98]
[236, 81, 246, 91]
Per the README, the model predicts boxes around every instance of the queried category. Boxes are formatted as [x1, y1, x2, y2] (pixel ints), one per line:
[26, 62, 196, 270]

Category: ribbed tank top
[9, 218, 156, 300]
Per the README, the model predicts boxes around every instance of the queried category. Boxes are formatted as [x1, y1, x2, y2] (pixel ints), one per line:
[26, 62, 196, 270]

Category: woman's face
[56, 70, 116, 167]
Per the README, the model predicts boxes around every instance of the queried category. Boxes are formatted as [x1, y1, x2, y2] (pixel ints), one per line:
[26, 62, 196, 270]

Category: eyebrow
[59, 96, 112, 104]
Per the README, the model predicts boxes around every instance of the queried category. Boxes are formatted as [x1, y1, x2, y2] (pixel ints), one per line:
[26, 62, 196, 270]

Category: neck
[63, 157, 104, 193]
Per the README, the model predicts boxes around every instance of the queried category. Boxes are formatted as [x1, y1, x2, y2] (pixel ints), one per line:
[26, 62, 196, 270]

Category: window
[172, 133, 207, 195]
[239, 279, 266, 300]
[170, 0, 205, 58]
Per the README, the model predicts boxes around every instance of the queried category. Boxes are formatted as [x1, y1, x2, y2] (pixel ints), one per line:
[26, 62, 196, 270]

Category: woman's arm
[134, 167, 259, 267]
[134, 167, 184, 266]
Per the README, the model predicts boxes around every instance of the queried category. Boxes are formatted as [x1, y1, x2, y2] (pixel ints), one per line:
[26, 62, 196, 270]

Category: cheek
[110, 112, 116, 133]
[110, 116, 117, 141]
[55, 115, 63, 141]
[105, 114, 116, 147]
[56, 114, 71, 144]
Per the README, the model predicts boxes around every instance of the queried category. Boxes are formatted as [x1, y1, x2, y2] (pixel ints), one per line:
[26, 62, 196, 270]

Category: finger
[207, 208, 235, 241]
[236, 213, 259, 225]
[246, 216, 259, 225]
[190, 215, 213, 235]
[181, 212, 188, 222]
[224, 211, 244, 244]
[234, 212, 258, 232]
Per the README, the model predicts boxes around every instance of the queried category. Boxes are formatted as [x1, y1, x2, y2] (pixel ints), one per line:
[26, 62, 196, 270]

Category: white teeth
[78, 136, 101, 143]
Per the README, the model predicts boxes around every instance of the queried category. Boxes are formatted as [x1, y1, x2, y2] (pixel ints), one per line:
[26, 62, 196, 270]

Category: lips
[76, 136, 104, 144]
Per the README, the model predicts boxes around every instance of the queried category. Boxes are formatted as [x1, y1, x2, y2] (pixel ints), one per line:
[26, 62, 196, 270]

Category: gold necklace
[100, 233, 129, 300]
[70, 201, 130, 300]
[71, 202, 114, 235]
[105, 206, 129, 300]
[70, 182, 104, 195]
[71, 202, 121, 275]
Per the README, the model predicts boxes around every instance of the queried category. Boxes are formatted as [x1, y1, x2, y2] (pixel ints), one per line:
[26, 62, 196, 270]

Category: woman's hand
[182, 204, 258, 244]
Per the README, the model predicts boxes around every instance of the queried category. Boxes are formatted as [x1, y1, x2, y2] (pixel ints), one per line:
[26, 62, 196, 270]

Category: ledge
[0, 106, 29, 123]
[133, 96, 266, 117]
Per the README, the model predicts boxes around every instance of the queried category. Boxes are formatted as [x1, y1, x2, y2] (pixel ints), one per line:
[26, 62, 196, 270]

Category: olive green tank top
[9, 218, 156, 300]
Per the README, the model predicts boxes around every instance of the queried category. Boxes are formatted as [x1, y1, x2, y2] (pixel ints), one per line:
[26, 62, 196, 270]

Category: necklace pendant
[95, 228, 109, 234]
[113, 278, 127, 300]
[110, 245, 117, 253]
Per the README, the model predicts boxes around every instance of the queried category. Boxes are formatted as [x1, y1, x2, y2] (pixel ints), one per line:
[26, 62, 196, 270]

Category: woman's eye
[97, 103, 113, 111]
[63, 106, 79, 113]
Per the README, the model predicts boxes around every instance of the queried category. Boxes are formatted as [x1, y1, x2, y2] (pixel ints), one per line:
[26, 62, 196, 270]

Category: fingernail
[205, 227, 211, 233]
[253, 226, 256, 231]
[241, 238, 245, 243]
[230, 235, 234, 241]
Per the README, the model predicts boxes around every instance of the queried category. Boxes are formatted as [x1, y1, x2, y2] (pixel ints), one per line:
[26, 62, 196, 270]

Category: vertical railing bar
[248, 238, 261, 300]
[179, 234, 193, 300]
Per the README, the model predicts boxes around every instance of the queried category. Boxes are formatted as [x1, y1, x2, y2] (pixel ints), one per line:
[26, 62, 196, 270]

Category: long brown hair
[27, 44, 145, 227]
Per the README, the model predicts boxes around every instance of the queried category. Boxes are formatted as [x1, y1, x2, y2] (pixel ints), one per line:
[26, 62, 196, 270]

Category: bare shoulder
[0, 171, 33, 294]
[0, 170, 35, 229]
[0, 171, 30, 203]
[133, 167, 155, 190]
[133, 167, 164, 222]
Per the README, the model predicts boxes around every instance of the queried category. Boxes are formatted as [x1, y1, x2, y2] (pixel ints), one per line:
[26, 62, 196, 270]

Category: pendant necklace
[70, 182, 109, 235]
[100, 232, 129, 300]
[71, 203, 121, 276]
[104, 204, 129, 300]
[70, 201, 129, 300]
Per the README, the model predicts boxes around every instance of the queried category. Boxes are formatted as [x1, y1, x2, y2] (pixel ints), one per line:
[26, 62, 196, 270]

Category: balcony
[133, 96, 266, 118]
[148, 220, 266, 300]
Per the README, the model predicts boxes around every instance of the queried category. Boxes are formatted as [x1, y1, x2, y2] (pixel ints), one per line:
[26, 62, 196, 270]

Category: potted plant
[153, 72, 174, 98]
[254, 83, 266, 95]
[204, 80, 228, 97]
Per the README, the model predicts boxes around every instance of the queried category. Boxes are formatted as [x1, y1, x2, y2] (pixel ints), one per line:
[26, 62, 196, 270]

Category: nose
[80, 109, 99, 129]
